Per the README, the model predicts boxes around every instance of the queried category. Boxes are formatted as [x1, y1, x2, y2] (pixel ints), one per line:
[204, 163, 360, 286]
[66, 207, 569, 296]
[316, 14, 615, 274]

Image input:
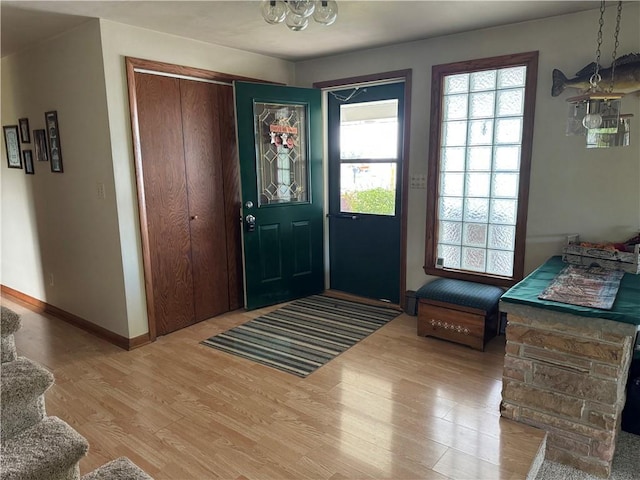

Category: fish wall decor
[551, 53, 640, 96]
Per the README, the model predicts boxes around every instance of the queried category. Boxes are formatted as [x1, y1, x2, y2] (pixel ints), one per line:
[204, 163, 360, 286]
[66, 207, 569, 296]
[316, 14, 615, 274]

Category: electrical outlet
[97, 182, 106, 200]
[49, 273, 54, 286]
[410, 174, 426, 189]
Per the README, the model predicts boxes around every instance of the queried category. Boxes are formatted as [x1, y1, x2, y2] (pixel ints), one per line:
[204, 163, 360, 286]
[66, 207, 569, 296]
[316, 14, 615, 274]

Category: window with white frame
[425, 52, 538, 286]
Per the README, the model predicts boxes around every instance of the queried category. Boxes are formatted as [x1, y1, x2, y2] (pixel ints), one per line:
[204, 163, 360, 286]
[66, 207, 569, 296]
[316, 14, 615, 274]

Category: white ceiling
[1, 1, 600, 61]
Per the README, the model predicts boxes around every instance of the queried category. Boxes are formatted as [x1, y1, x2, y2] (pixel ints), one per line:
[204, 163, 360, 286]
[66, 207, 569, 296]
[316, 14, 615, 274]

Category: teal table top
[501, 256, 640, 327]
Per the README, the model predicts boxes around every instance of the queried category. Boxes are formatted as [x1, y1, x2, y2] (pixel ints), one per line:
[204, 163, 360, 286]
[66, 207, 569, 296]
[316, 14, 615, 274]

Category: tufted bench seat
[416, 278, 504, 351]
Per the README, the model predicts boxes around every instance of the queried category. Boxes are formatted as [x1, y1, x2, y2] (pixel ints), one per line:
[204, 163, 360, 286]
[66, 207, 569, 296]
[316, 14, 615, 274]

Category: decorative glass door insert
[254, 102, 309, 205]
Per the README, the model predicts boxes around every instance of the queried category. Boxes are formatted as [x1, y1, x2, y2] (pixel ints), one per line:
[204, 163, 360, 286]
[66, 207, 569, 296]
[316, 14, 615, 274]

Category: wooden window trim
[424, 51, 539, 287]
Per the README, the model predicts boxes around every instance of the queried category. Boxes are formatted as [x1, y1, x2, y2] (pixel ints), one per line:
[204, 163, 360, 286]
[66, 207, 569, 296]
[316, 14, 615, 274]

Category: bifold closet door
[135, 72, 234, 335]
[179, 79, 230, 321]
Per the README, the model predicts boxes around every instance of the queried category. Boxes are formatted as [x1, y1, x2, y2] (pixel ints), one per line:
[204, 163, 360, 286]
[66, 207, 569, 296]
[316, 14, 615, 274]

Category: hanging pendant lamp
[564, 1, 632, 148]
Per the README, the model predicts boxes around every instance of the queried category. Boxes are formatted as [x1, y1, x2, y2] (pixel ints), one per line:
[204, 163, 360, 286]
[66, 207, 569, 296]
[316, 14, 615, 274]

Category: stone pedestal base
[500, 302, 636, 478]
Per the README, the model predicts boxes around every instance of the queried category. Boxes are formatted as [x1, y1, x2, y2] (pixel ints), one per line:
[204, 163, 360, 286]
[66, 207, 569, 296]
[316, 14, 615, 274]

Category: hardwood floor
[3, 295, 545, 479]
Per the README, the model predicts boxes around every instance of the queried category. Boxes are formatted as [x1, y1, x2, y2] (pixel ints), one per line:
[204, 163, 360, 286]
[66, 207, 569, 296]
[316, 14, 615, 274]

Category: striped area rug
[201, 295, 401, 377]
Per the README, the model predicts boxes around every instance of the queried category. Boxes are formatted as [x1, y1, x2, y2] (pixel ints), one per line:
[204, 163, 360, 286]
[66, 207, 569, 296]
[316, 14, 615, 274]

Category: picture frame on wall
[33, 129, 49, 162]
[23, 150, 34, 175]
[45, 110, 63, 173]
[3, 125, 22, 169]
[19, 118, 31, 143]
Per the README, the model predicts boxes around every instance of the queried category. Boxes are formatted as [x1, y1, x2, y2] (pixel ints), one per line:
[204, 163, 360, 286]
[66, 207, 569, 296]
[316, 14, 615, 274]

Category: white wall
[98, 20, 295, 337]
[1, 18, 294, 339]
[295, 5, 640, 291]
[1, 20, 129, 335]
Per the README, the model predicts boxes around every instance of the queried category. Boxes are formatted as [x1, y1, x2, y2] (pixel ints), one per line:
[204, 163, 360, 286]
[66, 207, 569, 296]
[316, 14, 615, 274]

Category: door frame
[313, 69, 412, 307]
[125, 57, 264, 341]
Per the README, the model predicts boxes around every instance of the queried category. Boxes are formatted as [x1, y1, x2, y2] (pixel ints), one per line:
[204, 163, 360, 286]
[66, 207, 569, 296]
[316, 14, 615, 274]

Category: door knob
[190, 215, 199, 220]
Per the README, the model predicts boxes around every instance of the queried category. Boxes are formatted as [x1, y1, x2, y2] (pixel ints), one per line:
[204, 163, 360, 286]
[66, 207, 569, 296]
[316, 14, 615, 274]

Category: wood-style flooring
[3, 295, 545, 479]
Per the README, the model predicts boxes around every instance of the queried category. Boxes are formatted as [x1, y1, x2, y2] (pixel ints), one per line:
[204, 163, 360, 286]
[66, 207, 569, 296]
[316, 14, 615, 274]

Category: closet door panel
[136, 73, 195, 335]
[180, 80, 230, 320]
[218, 84, 244, 311]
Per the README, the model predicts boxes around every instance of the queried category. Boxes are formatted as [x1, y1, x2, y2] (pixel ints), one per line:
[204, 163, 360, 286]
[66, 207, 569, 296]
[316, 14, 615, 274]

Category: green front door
[235, 82, 324, 310]
[327, 82, 405, 304]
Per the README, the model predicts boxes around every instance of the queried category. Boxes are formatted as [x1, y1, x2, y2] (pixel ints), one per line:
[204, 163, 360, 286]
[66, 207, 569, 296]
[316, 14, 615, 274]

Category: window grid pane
[437, 65, 525, 277]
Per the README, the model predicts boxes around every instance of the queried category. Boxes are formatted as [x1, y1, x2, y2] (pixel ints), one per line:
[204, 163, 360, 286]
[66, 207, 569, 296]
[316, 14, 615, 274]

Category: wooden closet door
[180, 80, 230, 320]
[217, 84, 244, 311]
[135, 73, 195, 335]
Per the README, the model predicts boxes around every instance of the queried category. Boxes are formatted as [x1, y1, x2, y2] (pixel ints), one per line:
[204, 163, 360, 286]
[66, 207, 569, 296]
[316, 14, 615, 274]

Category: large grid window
[425, 52, 538, 286]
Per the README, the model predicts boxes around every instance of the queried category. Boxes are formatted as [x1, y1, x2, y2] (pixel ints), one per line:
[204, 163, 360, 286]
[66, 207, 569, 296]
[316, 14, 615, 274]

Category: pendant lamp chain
[608, 1, 623, 93]
[591, 0, 605, 89]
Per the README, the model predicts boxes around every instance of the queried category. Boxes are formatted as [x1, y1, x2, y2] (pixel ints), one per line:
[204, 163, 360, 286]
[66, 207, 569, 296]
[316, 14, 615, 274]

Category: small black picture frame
[3, 125, 22, 168]
[19, 118, 31, 143]
[23, 150, 34, 174]
[45, 111, 63, 173]
[33, 129, 48, 162]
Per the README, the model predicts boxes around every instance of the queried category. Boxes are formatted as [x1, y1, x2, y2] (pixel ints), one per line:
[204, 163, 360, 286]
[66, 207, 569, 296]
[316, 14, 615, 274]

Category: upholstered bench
[416, 278, 504, 351]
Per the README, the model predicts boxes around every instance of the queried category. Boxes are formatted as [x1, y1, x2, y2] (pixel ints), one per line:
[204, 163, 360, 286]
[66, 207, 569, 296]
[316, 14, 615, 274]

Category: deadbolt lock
[245, 214, 256, 232]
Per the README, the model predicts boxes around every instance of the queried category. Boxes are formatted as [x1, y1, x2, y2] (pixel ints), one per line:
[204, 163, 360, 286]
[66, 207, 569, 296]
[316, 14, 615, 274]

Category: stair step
[1, 416, 89, 480]
[1, 306, 21, 364]
[1, 332, 17, 363]
[1, 357, 55, 402]
[1, 306, 21, 336]
[82, 457, 154, 480]
[1, 357, 55, 442]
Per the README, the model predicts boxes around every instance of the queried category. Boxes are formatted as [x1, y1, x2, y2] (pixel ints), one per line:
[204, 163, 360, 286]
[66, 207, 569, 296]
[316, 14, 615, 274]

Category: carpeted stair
[0, 306, 153, 480]
[82, 457, 153, 480]
[1, 306, 21, 363]
[1, 357, 54, 442]
[1, 416, 89, 480]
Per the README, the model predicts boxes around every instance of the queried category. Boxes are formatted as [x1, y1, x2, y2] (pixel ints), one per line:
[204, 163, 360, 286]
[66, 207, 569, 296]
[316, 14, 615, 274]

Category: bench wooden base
[417, 299, 497, 351]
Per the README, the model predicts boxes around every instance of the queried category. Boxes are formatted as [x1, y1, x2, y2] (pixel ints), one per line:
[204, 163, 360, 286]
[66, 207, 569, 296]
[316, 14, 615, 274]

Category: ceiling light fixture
[565, 1, 632, 148]
[262, 0, 338, 31]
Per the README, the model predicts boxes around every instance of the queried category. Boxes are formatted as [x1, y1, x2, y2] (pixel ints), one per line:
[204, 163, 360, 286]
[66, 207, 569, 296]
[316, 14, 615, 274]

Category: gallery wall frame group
[3, 110, 64, 173]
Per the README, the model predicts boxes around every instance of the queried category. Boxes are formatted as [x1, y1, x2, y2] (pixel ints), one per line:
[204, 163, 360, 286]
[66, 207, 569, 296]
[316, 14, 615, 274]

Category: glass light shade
[586, 114, 633, 148]
[565, 93, 623, 138]
[262, 0, 286, 24]
[285, 11, 309, 31]
[287, 0, 315, 18]
[313, 0, 338, 25]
